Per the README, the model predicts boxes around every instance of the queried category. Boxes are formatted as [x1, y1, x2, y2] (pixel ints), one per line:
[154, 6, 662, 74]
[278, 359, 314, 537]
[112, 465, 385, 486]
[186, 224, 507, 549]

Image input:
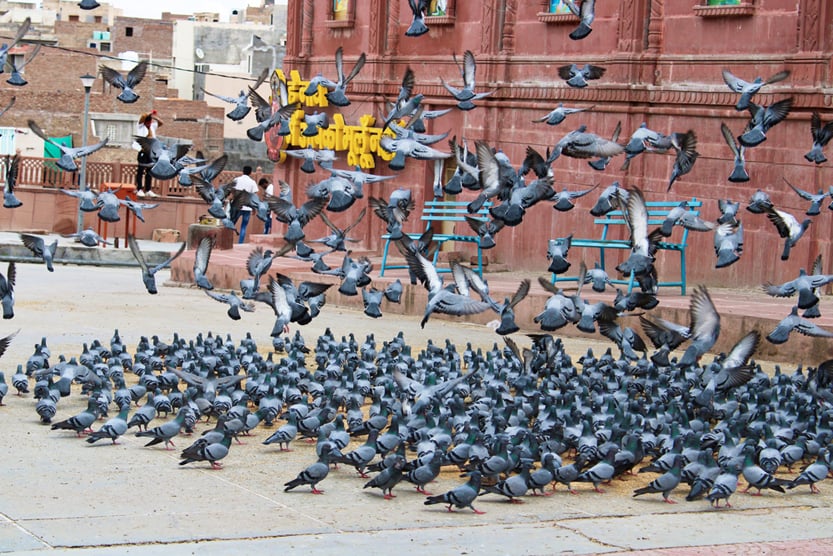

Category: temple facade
[279, 1, 833, 288]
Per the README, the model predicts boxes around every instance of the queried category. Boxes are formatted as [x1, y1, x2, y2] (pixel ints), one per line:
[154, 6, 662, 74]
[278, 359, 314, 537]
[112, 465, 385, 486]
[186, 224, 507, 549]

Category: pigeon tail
[117, 90, 140, 104]
[246, 126, 265, 142]
[548, 258, 571, 275]
[405, 19, 429, 37]
[728, 164, 750, 183]
[326, 90, 351, 107]
[569, 22, 592, 40]
[739, 128, 766, 148]
[299, 159, 316, 174]
[444, 174, 463, 195]
[715, 249, 739, 269]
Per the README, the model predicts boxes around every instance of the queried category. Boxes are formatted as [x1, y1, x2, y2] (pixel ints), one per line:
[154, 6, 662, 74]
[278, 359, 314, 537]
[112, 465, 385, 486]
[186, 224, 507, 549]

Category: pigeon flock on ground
[0, 3, 831, 515]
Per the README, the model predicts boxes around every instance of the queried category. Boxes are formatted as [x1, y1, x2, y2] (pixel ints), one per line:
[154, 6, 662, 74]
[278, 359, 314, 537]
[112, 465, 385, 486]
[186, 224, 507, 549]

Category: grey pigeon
[127, 235, 186, 294]
[304, 46, 366, 107]
[740, 445, 788, 495]
[535, 277, 578, 332]
[424, 470, 484, 514]
[805, 110, 833, 164]
[590, 182, 627, 216]
[27, 120, 108, 172]
[201, 67, 268, 121]
[284, 447, 333, 494]
[364, 455, 407, 499]
[193, 236, 214, 290]
[268, 189, 327, 244]
[62, 228, 111, 248]
[205, 289, 255, 320]
[383, 279, 403, 303]
[480, 458, 534, 503]
[362, 287, 383, 318]
[20, 233, 57, 272]
[5, 43, 40, 86]
[660, 201, 714, 237]
[763, 261, 833, 310]
[3, 152, 21, 208]
[99, 59, 148, 103]
[679, 285, 720, 368]
[0, 18, 30, 74]
[721, 122, 750, 182]
[552, 184, 598, 212]
[440, 50, 493, 111]
[739, 98, 793, 147]
[565, 0, 595, 40]
[576, 449, 617, 493]
[283, 148, 337, 174]
[633, 455, 684, 503]
[763, 205, 811, 261]
[382, 67, 418, 131]
[622, 123, 663, 170]
[786, 450, 830, 494]
[558, 64, 606, 88]
[302, 111, 329, 137]
[722, 68, 790, 111]
[405, 0, 430, 37]
[246, 85, 298, 142]
[135, 406, 187, 449]
[0, 261, 13, 319]
[746, 189, 773, 214]
[548, 125, 624, 163]
[96, 189, 121, 222]
[464, 215, 504, 250]
[493, 279, 530, 336]
[783, 177, 827, 216]
[718, 199, 741, 225]
[120, 198, 159, 223]
[588, 121, 622, 171]
[766, 305, 833, 344]
[547, 235, 572, 275]
[706, 463, 742, 508]
[533, 102, 594, 126]
[368, 189, 414, 241]
[86, 405, 130, 445]
[179, 432, 232, 469]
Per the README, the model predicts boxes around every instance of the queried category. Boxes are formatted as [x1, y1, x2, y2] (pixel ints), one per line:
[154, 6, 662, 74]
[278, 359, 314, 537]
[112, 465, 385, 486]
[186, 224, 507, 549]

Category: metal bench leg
[680, 249, 686, 296]
[627, 269, 635, 294]
[475, 242, 483, 277]
[380, 238, 392, 277]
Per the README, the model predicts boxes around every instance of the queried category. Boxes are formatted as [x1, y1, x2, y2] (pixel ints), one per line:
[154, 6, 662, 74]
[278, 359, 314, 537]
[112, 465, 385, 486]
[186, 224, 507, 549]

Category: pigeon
[301, 111, 329, 137]
[0, 18, 30, 73]
[205, 289, 255, 321]
[51, 397, 100, 436]
[177, 153, 228, 187]
[424, 470, 484, 514]
[440, 50, 493, 111]
[305, 46, 366, 107]
[268, 188, 327, 244]
[262, 413, 299, 451]
[664, 130, 700, 191]
[135, 407, 187, 449]
[558, 64, 606, 88]
[739, 98, 794, 148]
[330, 429, 380, 478]
[740, 444, 788, 496]
[467, 141, 519, 213]
[660, 201, 714, 237]
[746, 189, 773, 214]
[3, 152, 21, 208]
[95, 188, 122, 223]
[766, 306, 833, 344]
[243, 246, 274, 297]
[179, 432, 232, 469]
[590, 182, 627, 216]
[763, 205, 811, 261]
[246, 86, 298, 142]
[133, 136, 190, 180]
[786, 450, 830, 494]
[364, 455, 407, 499]
[20, 233, 57, 272]
[720, 122, 750, 183]
[533, 103, 595, 126]
[0, 261, 13, 319]
[283, 148, 337, 174]
[565, 0, 596, 40]
[127, 235, 186, 294]
[192, 236, 214, 290]
[718, 199, 741, 225]
[314, 208, 367, 252]
[722, 68, 790, 111]
[380, 132, 452, 172]
[713, 221, 744, 269]
[307, 175, 363, 212]
[492, 279, 531, 336]
[552, 184, 598, 212]
[284, 446, 333, 494]
[632, 455, 684, 503]
[62, 228, 111, 248]
[679, 285, 720, 368]
[5, 43, 40, 87]
[805, 110, 833, 164]
[201, 67, 269, 121]
[405, 0, 431, 37]
[763, 261, 833, 311]
[588, 121, 623, 171]
[548, 125, 625, 163]
[99, 59, 148, 103]
[783, 177, 828, 216]
[120, 198, 159, 223]
[464, 215, 504, 250]
[480, 458, 534, 503]
[547, 235, 572, 275]
[368, 189, 415, 241]
[706, 462, 742, 508]
[535, 277, 578, 332]
[383, 279, 403, 303]
[576, 449, 617, 493]
[27, 120, 108, 172]
[86, 405, 130, 445]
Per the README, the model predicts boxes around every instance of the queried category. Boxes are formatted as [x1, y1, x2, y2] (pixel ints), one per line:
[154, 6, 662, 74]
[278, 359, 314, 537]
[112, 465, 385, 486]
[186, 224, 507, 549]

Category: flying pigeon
[405, 0, 431, 37]
[782, 177, 828, 216]
[0, 18, 30, 73]
[558, 64, 606, 88]
[5, 43, 40, 87]
[20, 233, 57, 272]
[193, 236, 214, 290]
[533, 103, 595, 126]
[440, 50, 493, 111]
[201, 67, 269, 121]
[62, 228, 111, 248]
[3, 152, 20, 208]
[722, 68, 790, 111]
[763, 205, 811, 261]
[99, 59, 148, 103]
[565, 0, 596, 40]
[127, 235, 186, 294]
[27, 120, 109, 172]
[766, 306, 833, 344]
[720, 122, 750, 183]
[805, 110, 833, 164]
[739, 98, 793, 148]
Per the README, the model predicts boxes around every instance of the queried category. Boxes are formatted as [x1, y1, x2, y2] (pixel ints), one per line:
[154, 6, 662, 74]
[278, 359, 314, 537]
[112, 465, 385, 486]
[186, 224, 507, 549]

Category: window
[94, 16, 102, 23]
[125, 26, 133, 37]
[549, 0, 572, 14]
[333, 0, 349, 20]
[694, 0, 755, 16]
[429, 0, 447, 16]
[9, 54, 24, 73]
[90, 117, 134, 148]
[69, 15, 79, 22]
[0, 127, 15, 155]
[99, 42, 111, 52]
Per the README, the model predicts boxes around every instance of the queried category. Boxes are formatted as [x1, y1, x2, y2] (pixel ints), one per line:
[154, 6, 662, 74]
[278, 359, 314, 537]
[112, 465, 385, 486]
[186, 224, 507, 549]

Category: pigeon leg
[593, 485, 606, 493]
[663, 497, 677, 504]
[811, 483, 820, 494]
[210, 462, 223, 470]
[416, 486, 433, 495]
[508, 498, 524, 504]
[470, 506, 486, 515]
[311, 487, 325, 495]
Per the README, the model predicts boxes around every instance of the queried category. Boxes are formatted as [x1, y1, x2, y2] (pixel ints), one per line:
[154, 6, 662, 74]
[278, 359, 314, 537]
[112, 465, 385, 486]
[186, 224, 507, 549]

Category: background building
[280, 0, 833, 288]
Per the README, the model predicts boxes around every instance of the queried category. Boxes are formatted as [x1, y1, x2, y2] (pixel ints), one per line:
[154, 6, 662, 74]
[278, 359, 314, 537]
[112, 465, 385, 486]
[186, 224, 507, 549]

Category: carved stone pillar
[300, 0, 314, 60]
[646, 0, 664, 55]
[480, 0, 496, 55]
[500, 0, 517, 55]
[386, 0, 401, 55]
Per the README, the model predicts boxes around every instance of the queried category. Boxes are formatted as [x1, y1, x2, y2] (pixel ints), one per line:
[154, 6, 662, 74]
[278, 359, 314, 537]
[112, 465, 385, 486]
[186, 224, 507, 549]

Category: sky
[108, 0, 285, 21]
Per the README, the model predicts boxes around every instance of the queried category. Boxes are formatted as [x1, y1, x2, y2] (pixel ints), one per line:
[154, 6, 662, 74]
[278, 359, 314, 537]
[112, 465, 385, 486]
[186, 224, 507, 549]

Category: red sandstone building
[280, 0, 833, 289]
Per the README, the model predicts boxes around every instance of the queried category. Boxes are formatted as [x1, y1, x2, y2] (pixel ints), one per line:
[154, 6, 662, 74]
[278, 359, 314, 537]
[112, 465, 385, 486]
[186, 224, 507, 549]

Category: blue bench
[551, 198, 702, 295]
[379, 200, 492, 277]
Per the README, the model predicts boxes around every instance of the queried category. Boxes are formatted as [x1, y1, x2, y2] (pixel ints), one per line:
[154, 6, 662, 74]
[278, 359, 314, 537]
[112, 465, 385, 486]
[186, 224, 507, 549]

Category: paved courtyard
[0, 264, 830, 555]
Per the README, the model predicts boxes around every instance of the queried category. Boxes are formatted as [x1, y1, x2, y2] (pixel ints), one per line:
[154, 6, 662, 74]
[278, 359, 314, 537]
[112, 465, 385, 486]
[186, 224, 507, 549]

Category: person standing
[134, 110, 163, 198]
[258, 177, 274, 234]
[233, 165, 258, 243]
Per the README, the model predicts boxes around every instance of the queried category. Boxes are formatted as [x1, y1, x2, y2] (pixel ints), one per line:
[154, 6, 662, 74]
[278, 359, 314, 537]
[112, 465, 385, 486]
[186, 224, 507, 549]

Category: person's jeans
[237, 211, 251, 243]
[136, 150, 152, 192]
[264, 215, 272, 235]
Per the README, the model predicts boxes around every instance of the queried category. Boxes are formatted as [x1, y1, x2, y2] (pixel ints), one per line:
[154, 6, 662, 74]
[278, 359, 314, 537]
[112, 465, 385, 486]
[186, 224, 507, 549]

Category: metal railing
[8, 157, 239, 197]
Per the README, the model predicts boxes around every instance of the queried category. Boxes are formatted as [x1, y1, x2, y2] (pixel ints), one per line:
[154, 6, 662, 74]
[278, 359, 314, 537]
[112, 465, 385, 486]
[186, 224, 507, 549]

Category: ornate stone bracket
[536, 12, 579, 24]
